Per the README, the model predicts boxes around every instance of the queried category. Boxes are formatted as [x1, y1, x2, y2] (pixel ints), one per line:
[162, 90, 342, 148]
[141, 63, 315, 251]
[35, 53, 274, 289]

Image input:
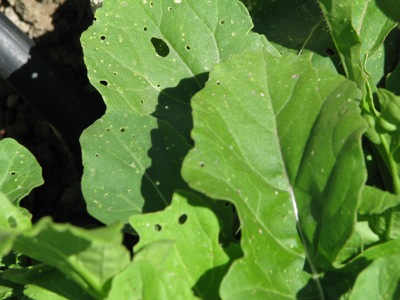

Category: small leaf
[0, 138, 43, 205]
[349, 253, 400, 299]
[0, 192, 31, 256]
[359, 186, 400, 215]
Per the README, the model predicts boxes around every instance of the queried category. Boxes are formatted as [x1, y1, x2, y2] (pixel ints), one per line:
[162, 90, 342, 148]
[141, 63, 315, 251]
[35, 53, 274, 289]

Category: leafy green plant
[1, 0, 400, 299]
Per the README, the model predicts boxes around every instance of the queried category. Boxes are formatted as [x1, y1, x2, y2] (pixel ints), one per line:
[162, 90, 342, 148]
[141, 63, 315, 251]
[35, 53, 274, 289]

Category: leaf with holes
[81, 112, 190, 224]
[0, 138, 43, 205]
[106, 241, 197, 300]
[182, 50, 367, 298]
[125, 190, 238, 299]
[80, 0, 275, 224]
[81, 0, 272, 138]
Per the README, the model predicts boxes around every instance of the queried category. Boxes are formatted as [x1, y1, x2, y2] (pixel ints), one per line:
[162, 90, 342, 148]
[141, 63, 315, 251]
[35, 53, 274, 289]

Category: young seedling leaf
[128, 191, 236, 299]
[182, 50, 367, 298]
[0, 138, 43, 205]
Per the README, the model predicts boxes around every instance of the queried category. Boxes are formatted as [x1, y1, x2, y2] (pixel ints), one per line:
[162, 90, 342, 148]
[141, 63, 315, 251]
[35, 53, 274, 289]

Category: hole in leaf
[150, 1, 154, 7]
[178, 214, 188, 224]
[168, 6, 172, 11]
[151, 37, 170, 57]
[185, 45, 191, 50]
[100, 35, 106, 40]
[132, 134, 136, 138]
[10, 171, 16, 176]
[106, 128, 110, 132]
[325, 48, 336, 57]
[154, 224, 162, 231]
[8, 216, 17, 228]
[95, 154, 99, 158]
[143, 27, 148, 31]
[199, 162, 205, 167]
[120, 128, 125, 132]
[220, 20, 225, 25]
[216, 80, 221, 85]
[100, 80, 108, 86]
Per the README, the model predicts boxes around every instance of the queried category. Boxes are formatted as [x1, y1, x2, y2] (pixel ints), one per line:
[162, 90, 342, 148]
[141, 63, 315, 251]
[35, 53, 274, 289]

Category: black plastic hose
[0, 13, 105, 147]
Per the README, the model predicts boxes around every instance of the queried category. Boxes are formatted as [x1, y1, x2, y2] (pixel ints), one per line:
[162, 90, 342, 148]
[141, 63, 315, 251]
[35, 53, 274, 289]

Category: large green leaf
[182, 50, 367, 298]
[0, 138, 43, 205]
[125, 191, 236, 299]
[81, 0, 274, 224]
[81, 0, 271, 136]
[13, 219, 130, 299]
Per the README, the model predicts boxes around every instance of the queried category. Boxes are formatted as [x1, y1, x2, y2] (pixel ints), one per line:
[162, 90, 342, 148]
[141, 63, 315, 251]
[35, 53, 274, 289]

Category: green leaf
[106, 241, 197, 300]
[317, 0, 397, 88]
[242, 0, 337, 58]
[81, 0, 273, 223]
[0, 193, 32, 256]
[322, 239, 400, 298]
[2, 265, 93, 300]
[128, 191, 235, 299]
[387, 58, 400, 95]
[81, 112, 190, 224]
[0, 138, 43, 205]
[82, 0, 270, 137]
[13, 219, 130, 299]
[374, 89, 400, 193]
[359, 186, 400, 215]
[182, 50, 367, 298]
[349, 253, 400, 299]
[0, 275, 22, 299]
[375, 0, 400, 22]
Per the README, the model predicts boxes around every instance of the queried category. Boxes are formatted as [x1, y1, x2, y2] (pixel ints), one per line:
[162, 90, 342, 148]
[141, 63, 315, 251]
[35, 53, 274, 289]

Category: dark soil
[0, 0, 103, 227]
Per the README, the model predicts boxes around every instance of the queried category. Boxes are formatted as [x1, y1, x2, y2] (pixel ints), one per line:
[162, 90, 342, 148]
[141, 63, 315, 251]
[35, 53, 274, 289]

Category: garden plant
[1, 0, 400, 299]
